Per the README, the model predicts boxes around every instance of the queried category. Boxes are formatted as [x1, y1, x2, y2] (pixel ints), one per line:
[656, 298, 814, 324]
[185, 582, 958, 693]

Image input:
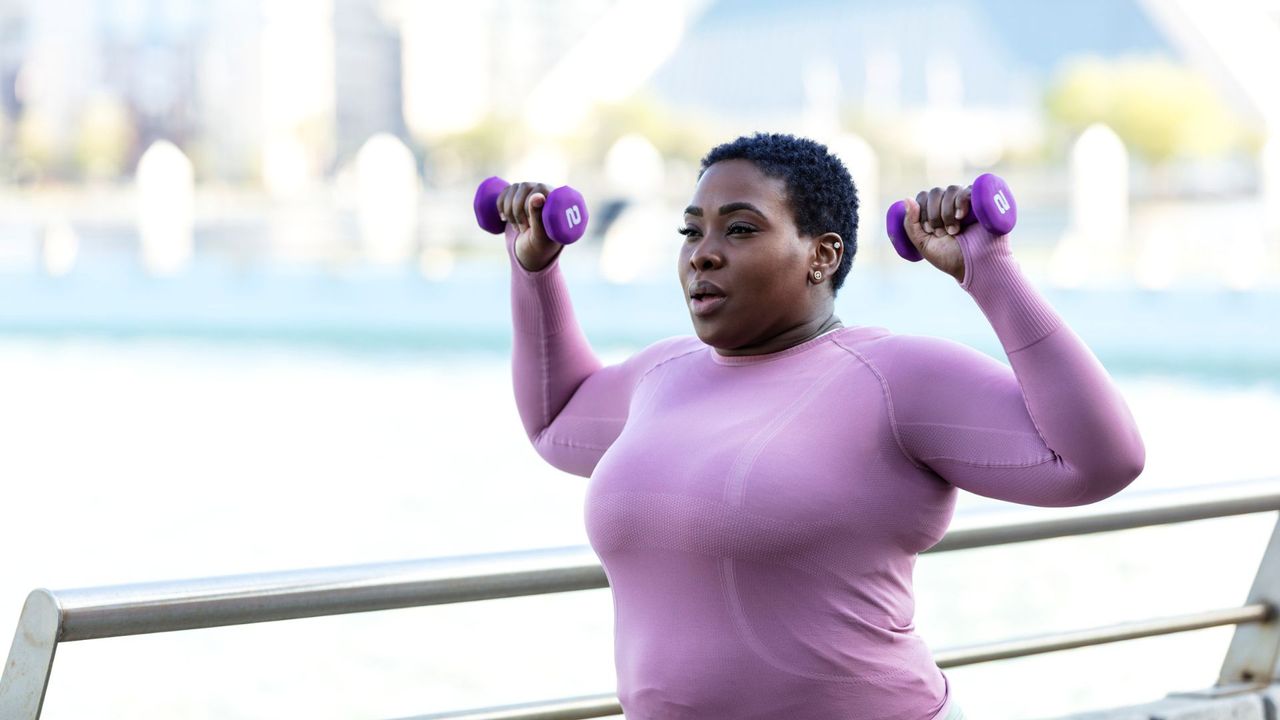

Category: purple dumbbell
[473, 176, 590, 245]
[885, 173, 1017, 262]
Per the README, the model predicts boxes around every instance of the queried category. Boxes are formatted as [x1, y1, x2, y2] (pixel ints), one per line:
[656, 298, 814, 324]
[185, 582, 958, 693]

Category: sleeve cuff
[956, 225, 1063, 353]
[508, 227, 576, 336]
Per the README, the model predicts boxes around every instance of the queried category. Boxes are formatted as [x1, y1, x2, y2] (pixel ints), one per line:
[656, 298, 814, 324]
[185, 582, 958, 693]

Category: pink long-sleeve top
[507, 225, 1145, 720]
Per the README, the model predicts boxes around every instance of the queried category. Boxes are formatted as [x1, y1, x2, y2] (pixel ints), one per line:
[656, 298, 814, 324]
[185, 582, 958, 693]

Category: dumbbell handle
[885, 173, 1017, 262]
[473, 176, 589, 245]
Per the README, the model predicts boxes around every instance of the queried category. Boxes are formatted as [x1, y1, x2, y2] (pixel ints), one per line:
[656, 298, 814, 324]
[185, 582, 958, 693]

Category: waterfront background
[0, 0, 1278, 718]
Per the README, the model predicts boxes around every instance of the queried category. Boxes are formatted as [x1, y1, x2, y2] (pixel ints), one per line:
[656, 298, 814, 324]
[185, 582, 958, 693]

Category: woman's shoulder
[623, 335, 707, 374]
[830, 327, 1005, 381]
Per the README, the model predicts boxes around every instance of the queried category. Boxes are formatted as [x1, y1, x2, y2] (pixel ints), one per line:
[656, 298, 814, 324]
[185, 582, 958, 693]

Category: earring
[833, 241, 841, 249]
[812, 270, 823, 282]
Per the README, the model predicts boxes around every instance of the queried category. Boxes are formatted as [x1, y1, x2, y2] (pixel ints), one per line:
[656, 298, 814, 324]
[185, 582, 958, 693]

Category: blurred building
[0, 0, 23, 139]
[197, 0, 263, 182]
[0, 0, 1273, 285]
[391, 0, 613, 139]
[334, 0, 404, 166]
[0, 0, 624, 182]
[652, 0, 1170, 118]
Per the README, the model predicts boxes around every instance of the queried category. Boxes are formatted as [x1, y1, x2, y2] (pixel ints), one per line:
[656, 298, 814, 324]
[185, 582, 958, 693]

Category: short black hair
[699, 133, 858, 293]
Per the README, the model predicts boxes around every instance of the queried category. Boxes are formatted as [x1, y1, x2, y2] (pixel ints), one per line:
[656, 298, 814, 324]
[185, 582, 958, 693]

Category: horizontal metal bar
[400, 693, 621, 720]
[41, 477, 1280, 642]
[931, 477, 1280, 553]
[934, 603, 1272, 667]
[400, 604, 1273, 720]
[53, 546, 605, 642]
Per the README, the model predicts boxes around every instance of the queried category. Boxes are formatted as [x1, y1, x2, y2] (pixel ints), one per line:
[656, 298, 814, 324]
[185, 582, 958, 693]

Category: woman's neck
[714, 312, 843, 357]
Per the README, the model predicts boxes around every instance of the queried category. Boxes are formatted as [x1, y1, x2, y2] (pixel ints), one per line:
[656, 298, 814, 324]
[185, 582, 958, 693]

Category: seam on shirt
[723, 361, 848, 507]
[1002, 326, 1067, 455]
[628, 343, 703, 419]
[635, 342, 705, 386]
[547, 436, 610, 452]
[533, 339, 697, 451]
[896, 421, 1048, 438]
[539, 298, 551, 430]
[1005, 319, 1065, 355]
[508, 239, 562, 279]
[831, 337, 928, 472]
[513, 315, 594, 340]
[511, 314, 575, 336]
[918, 454, 1057, 469]
[897, 421, 1056, 468]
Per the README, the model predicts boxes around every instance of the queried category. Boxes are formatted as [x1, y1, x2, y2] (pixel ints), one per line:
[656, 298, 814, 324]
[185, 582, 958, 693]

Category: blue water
[2, 252, 1277, 384]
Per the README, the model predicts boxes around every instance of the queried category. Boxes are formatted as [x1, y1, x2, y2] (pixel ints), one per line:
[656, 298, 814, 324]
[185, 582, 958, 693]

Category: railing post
[0, 590, 63, 720]
[1219, 512, 1280, 685]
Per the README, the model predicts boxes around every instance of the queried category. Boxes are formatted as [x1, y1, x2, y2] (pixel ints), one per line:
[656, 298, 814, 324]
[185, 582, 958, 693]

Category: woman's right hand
[499, 181, 563, 272]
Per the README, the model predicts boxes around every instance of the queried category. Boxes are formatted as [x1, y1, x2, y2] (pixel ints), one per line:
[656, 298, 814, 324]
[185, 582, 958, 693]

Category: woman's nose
[689, 241, 723, 271]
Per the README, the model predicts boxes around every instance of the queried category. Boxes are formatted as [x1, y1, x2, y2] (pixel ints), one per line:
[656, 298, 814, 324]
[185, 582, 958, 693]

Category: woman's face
[678, 159, 827, 352]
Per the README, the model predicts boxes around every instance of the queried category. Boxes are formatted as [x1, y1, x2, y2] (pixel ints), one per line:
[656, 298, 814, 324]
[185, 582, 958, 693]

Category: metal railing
[4, 477, 1280, 719]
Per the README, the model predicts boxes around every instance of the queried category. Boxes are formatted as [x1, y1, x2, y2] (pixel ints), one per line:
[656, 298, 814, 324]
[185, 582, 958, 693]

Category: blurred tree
[423, 115, 525, 187]
[422, 96, 713, 188]
[577, 94, 712, 166]
[15, 108, 58, 178]
[76, 93, 136, 181]
[1046, 56, 1260, 164]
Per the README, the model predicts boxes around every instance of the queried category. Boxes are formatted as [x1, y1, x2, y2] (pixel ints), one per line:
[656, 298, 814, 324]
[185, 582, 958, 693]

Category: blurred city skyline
[0, 0, 1276, 290]
[0, 0, 1260, 181]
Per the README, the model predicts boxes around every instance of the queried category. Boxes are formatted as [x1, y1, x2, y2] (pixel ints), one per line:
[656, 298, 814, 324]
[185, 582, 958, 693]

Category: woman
[495, 133, 1145, 720]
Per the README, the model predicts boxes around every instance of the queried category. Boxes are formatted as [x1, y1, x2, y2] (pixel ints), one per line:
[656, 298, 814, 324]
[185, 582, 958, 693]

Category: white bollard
[922, 52, 964, 185]
[136, 140, 195, 276]
[605, 134, 664, 199]
[599, 201, 672, 285]
[1264, 135, 1279, 240]
[41, 217, 79, 277]
[597, 134, 668, 283]
[417, 188, 458, 282]
[1051, 123, 1130, 288]
[1260, 135, 1280, 286]
[506, 143, 571, 189]
[356, 133, 419, 265]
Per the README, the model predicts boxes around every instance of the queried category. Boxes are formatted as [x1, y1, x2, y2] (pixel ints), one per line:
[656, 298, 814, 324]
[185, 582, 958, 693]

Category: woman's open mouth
[688, 279, 727, 317]
[690, 292, 727, 316]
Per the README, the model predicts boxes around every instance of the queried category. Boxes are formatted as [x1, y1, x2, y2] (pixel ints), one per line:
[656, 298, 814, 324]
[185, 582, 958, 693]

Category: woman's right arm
[503, 185, 686, 478]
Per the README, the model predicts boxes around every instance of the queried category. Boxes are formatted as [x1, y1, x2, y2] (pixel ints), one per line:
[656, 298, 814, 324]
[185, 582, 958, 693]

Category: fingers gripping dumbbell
[885, 173, 1017, 262]
[472, 176, 590, 245]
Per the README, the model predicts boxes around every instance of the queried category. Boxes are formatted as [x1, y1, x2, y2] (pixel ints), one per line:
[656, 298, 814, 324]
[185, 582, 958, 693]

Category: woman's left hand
[902, 185, 971, 282]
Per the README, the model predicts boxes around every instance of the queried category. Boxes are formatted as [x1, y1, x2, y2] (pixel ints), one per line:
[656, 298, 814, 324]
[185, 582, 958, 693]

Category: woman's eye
[677, 226, 701, 239]
[727, 223, 755, 235]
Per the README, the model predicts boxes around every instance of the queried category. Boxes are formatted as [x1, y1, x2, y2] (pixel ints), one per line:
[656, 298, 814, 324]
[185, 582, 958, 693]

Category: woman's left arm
[876, 199, 1145, 507]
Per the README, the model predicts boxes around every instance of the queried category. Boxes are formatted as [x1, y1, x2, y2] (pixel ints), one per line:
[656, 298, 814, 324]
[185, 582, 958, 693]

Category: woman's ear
[811, 232, 843, 277]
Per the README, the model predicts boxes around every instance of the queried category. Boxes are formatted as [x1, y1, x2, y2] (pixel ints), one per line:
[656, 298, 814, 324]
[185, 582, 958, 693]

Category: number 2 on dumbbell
[885, 173, 1018, 262]
[473, 176, 590, 245]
